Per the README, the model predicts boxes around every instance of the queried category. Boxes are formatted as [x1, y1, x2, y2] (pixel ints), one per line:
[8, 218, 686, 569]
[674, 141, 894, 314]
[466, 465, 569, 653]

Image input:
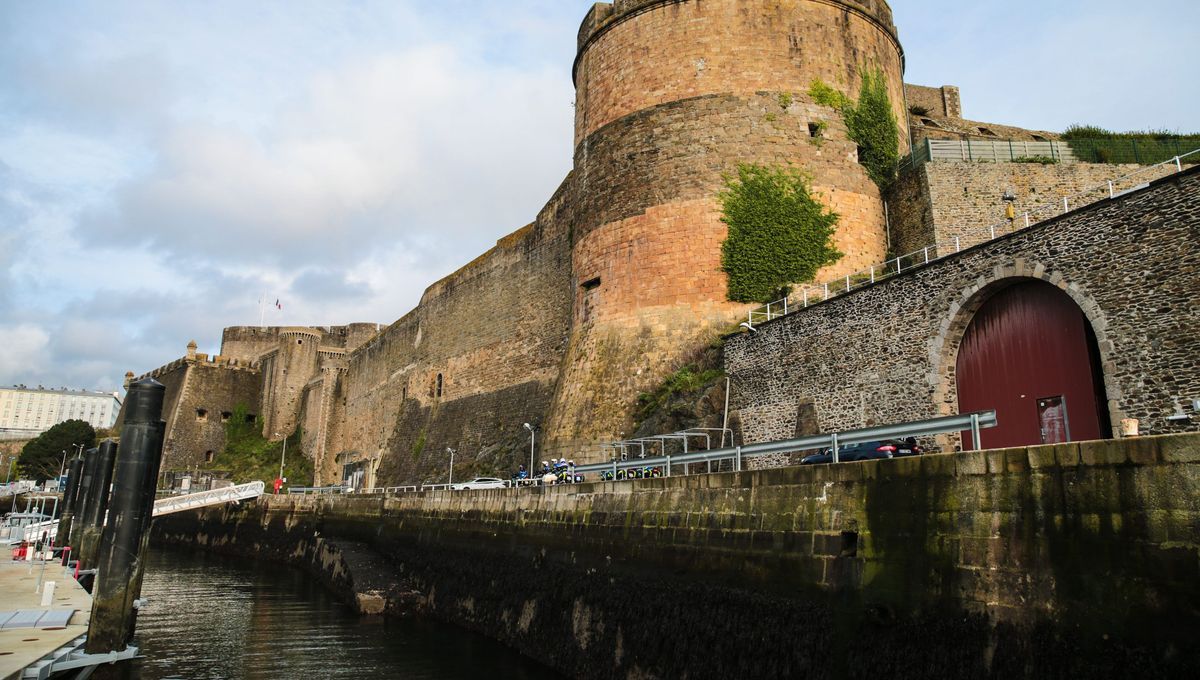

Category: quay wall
[153, 433, 1200, 679]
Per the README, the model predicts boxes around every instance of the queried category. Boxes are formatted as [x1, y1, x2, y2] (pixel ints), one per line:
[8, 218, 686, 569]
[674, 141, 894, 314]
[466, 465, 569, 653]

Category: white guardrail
[749, 149, 1200, 326]
[152, 480, 265, 517]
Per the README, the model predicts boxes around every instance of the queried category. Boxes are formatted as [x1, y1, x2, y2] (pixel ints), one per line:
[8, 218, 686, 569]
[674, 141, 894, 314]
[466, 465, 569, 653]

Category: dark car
[800, 439, 918, 465]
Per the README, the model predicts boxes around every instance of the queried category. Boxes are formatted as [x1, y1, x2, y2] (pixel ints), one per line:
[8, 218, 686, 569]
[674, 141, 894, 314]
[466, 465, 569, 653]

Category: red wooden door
[956, 281, 1108, 450]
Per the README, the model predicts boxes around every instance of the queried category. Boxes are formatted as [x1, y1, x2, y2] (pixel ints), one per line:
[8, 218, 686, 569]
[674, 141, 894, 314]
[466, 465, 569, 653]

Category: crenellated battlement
[135, 353, 260, 383]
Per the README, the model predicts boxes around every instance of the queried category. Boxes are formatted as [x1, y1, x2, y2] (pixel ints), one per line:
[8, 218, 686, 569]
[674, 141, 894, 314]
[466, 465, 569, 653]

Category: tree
[719, 164, 843, 303]
[18, 420, 97, 482]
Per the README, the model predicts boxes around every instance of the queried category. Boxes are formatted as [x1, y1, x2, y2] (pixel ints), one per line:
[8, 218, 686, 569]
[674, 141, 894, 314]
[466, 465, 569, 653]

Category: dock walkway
[0, 559, 90, 680]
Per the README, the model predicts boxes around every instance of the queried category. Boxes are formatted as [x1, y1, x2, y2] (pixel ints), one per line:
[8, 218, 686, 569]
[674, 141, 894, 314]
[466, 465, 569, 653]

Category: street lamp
[274, 433, 287, 482]
[446, 447, 456, 488]
[523, 423, 537, 485]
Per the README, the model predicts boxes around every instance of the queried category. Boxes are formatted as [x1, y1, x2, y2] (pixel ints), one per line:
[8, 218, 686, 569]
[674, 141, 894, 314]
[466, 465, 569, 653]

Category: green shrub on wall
[719, 164, 842, 304]
[209, 405, 312, 486]
[809, 68, 900, 189]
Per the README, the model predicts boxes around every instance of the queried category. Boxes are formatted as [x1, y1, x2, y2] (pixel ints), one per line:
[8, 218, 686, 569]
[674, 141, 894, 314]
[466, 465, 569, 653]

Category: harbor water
[94, 549, 564, 679]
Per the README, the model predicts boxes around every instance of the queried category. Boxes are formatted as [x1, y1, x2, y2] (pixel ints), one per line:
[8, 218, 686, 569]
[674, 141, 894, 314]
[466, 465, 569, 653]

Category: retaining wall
[154, 433, 1200, 679]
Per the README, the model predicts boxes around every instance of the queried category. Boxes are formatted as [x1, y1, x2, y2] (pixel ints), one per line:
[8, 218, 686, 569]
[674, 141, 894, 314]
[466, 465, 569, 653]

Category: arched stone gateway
[955, 279, 1111, 450]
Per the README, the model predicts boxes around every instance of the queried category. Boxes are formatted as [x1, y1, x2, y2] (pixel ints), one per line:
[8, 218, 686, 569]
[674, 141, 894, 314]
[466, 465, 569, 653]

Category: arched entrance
[956, 279, 1110, 450]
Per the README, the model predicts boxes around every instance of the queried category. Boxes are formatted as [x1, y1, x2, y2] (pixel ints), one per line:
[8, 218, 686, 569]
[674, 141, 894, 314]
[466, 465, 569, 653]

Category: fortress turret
[547, 0, 907, 455]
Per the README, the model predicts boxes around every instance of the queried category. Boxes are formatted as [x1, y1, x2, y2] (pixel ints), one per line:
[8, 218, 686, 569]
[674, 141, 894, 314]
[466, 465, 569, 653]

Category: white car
[451, 477, 507, 490]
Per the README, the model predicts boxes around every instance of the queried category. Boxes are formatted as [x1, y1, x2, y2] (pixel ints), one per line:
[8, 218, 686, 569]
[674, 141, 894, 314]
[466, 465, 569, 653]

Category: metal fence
[903, 137, 1200, 170]
[748, 148, 1200, 326]
[576, 410, 997, 475]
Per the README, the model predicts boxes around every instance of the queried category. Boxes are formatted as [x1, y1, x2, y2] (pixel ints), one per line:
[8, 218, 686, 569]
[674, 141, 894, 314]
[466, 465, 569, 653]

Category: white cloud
[0, 324, 51, 383]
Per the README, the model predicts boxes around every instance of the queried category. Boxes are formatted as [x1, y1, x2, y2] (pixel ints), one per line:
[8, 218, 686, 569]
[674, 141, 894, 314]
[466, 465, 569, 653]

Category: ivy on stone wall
[809, 68, 900, 189]
[719, 164, 842, 304]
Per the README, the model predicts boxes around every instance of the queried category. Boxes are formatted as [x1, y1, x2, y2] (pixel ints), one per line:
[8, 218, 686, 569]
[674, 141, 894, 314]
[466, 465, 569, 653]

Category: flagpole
[259, 293, 266, 328]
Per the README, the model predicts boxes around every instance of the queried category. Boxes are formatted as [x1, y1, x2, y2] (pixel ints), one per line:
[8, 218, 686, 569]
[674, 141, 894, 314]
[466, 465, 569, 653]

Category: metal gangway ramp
[152, 481, 265, 517]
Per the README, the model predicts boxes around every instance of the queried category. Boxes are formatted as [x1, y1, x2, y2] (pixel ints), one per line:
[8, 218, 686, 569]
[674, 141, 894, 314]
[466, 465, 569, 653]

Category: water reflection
[94, 549, 563, 680]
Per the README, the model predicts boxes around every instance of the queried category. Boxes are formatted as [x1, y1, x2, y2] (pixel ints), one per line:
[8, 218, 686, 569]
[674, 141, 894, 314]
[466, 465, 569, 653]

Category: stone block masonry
[154, 433, 1200, 679]
[728, 166, 1200, 447]
[888, 160, 1181, 257]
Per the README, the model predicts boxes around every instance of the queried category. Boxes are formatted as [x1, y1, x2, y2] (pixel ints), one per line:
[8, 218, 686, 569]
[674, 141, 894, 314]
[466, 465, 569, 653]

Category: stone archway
[929, 260, 1123, 449]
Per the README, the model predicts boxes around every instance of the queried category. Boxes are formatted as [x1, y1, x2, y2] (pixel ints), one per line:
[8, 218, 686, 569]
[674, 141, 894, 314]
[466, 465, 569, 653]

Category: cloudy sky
[1, 0, 1195, 394]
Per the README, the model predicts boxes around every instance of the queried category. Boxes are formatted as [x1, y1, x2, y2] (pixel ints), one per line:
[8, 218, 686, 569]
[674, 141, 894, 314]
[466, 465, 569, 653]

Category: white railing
[358, 486, 419, 494]
[0, 518, 57, 545]
[0, 481, 37, 498]
[152, 480, 265, 516]
[748, 148, 1199, 326]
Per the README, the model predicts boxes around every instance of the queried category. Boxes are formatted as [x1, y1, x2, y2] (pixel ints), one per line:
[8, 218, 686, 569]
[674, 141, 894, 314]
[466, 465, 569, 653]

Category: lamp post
[446, 447, 456, 488]
[523, 423, 536, 485]
[274, 433, 287, 481]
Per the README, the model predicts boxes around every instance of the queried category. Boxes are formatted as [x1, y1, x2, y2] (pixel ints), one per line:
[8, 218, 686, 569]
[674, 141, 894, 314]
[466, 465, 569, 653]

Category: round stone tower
[546, 0, 907, 456]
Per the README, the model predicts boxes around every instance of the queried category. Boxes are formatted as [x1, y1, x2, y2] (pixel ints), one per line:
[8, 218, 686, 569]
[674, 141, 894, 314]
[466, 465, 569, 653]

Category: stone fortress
[124, 0, 1198, 487]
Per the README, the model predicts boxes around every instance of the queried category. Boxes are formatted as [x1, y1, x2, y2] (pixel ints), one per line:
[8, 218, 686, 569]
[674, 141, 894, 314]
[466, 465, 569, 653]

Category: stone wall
[728, 167, 1200, 446]
[154, 433, 1200, 679]
[904, 83, 961, 118]
[888, 159, 1182, 258]
[910, 115, 1058, 145]
[118, 353, 263, 473]
[336, 181, 575, 486]
[573, 0, 908, 151]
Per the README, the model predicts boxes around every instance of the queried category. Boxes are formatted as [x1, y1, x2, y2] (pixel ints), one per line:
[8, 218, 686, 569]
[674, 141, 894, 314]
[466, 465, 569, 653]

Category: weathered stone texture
[337, 191, 575, 485]
[904, 83, 961, 118]
[889, 160, 1181, 258]
[728, 167, 1200, 447]
[573, 0, 908, 151]
[155, 433, 1200, 679]
[119, 352, 263, 472]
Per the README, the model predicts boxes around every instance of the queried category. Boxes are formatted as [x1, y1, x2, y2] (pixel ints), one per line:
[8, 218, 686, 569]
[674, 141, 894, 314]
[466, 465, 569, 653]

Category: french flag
[275, 299, 282, 310]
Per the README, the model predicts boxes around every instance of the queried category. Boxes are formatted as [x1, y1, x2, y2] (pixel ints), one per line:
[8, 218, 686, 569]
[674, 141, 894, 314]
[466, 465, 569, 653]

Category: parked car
[451, 477, 507, 490]
[800, 439, 915, 465]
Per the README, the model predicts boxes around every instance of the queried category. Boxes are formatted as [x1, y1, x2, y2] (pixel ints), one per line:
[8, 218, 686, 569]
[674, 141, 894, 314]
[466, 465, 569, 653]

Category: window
[581, 277, 601, 291]
[436, 374, 443, 398]
[920, 118, 940, 128]
[196, 408, 208, 422]
[221, 411, 232, 422]
[807, 122, 823, 138]
[205, 450, 215, 463]
[977, 127, 997, 137]
[245, 413, 257, 424]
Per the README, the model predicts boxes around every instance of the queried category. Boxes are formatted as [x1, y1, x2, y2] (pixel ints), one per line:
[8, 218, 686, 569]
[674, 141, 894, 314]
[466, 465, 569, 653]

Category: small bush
[1013, 155, 1058, 165]
[810, 69, 900, 189]
[908, 104, 930, 116]
[719, 164, 843, 303]
[209, 405, 311, 486]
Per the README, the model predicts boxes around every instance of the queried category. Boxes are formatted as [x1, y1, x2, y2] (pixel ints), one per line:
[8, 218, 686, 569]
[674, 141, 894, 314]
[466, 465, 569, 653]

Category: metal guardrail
[358, 486, 419, 494]
[286, 485, 352, 496]
[748, 148, 1199, 326]
[152, 480, 265, 516]
[575, 410, 997, 475]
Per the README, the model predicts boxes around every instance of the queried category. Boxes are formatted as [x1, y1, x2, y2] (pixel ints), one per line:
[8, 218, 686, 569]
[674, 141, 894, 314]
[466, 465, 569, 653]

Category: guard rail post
[831, 433, 840, 464]
[971, 413, 982, 451]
